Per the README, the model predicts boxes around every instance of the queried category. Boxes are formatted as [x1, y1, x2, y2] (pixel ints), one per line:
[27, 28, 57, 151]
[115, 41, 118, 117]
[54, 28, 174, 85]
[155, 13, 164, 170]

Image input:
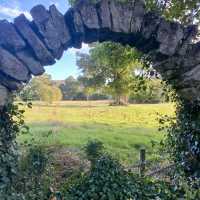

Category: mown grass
[18, 101, 175, 164]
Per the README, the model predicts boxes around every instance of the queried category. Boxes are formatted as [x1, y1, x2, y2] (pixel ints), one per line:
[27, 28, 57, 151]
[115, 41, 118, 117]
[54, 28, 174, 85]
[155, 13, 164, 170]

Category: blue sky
[0, 0, 90, 80]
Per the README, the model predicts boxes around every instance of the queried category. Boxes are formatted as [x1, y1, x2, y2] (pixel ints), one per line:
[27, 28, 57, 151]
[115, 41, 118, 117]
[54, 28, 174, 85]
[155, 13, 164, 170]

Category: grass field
[18, 101, 175, 164]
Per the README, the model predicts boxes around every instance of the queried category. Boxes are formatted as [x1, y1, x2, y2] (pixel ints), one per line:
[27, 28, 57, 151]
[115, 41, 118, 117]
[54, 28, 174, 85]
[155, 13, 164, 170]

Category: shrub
[16, 146, 51, 200]
[63, 154, 176, 200]
[159, 98, 200, 183]
[83, 140, 104, 165]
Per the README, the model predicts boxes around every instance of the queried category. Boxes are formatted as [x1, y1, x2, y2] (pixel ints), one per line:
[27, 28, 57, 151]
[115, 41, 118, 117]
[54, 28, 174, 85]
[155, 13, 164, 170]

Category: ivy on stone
[0, 102, 30, 200]
[159, 94, 200, 186]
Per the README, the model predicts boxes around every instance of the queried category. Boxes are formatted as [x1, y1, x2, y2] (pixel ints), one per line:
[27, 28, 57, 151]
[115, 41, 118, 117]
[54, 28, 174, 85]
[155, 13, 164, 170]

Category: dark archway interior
[0, 0, 200, 107]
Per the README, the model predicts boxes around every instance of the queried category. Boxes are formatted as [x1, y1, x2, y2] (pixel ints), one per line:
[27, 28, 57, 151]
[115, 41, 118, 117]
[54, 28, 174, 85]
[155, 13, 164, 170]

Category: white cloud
[67, 43, 91, 55]
[0, 5, 32, 20]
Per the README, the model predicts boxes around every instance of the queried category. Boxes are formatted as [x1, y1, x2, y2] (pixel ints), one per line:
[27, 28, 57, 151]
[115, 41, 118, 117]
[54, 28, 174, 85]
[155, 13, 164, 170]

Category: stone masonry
[0, 0, 199, 105]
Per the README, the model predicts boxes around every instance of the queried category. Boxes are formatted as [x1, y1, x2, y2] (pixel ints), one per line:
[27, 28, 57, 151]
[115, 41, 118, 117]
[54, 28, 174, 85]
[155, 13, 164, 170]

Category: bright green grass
[18, 101, 175, 164]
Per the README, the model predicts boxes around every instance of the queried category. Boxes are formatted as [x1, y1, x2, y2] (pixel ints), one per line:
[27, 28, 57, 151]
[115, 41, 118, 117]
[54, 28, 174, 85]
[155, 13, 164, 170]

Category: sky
[0, 0, 90, 80]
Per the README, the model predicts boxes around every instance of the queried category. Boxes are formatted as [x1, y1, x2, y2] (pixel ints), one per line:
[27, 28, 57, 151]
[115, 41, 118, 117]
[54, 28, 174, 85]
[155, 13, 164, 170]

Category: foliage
[77, 42, 143, 105]
[84, 140, 104, 165]
[63, 154, 177, 200]
[21, 146, 48, 176]
[0, 102, 30, 199]
[59, 76, 81, 100]
[130, 78, 166, 103]
[159, 98, 200, 183]
[145, 0, 200, 25]
[174, 177, 200, 199]
[16, 146, 51, 200]
[20, 74, 62, 103]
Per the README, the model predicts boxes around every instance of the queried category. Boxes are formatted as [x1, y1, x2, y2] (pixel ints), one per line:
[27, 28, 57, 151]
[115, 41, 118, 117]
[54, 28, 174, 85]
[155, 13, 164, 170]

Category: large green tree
[59, 76, 80, 100]
[77, 42, 143, 105]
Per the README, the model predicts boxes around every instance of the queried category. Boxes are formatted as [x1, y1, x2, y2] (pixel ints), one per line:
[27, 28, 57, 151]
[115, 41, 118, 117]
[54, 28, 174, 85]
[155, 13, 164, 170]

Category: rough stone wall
[0, 0, 199, 105]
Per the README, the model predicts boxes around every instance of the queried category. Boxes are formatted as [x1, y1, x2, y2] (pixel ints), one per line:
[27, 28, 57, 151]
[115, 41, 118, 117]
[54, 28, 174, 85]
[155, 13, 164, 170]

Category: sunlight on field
[23, 101, 174, 127]
[19, 101, 175, 163]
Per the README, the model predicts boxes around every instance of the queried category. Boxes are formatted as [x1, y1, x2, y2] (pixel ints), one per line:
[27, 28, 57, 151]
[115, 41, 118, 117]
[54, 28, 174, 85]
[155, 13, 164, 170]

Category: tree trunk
[112, 95, 128, 106]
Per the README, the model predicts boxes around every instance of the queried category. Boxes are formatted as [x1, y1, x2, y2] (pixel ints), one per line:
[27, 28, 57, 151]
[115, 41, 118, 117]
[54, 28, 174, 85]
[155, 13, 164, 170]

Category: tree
[77, 42, 143, 105]
[59, 76, 80, 100]
[130, 78, 165, 103]
[77, 76, 96, 101]
[20, 74, 62, 103]
[146, 0, 200, 25]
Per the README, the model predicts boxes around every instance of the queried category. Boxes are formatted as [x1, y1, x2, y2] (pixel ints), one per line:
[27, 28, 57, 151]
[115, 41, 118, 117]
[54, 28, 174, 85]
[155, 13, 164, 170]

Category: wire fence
[127, 149, 176, 180]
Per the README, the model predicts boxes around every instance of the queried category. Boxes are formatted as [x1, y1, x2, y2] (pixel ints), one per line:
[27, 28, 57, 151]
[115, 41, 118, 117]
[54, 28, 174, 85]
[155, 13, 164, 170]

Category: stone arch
[0, 0, 199, 106]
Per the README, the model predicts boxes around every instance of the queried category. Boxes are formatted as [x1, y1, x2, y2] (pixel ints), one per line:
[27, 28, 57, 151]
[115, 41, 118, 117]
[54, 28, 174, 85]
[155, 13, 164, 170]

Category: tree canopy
[77, 42, 145, 104]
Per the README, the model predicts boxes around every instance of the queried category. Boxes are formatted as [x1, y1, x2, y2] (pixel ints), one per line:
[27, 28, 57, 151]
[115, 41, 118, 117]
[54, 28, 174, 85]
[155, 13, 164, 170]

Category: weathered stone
[16, 49, 45, 76]
[0, 72, 22, 90]
[157, 20, 184, 56]
[0, 20, 26, 52]
[109, 0, 133, 33]
[98, 0, 112, 29]
[109, 0, 145, 33]
[178, 87, 200, 101]
[74, 0, 100, 43]
[142, 12, 161, 39]
[182, 65, 200, 82]
[0, 47, 30, 82]
[153, 57, 182, 71]
[0, 84, 9, 106]
[178, 25, 198, 56]
[76, 0, 99, 30]
[49, 5, 71, 49]
[131, 0, 145, 33]
[31, 5, 70, 59]
[0, 1, 198, 103]
[14, 14, 55, 65]
[181, 42, 200, 68]
[65, 8, 84, 48]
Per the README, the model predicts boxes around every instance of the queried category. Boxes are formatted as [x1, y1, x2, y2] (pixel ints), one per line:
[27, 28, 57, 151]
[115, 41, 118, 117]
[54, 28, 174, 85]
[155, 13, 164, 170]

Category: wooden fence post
[139, 149, 146, 177]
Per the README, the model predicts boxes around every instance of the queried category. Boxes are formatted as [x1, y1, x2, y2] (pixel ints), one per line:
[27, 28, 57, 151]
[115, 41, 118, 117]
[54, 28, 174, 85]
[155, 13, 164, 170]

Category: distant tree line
[59, 76, 109, 101]
[19, 74, 62, 103]
[19, 42, 168, 104]
[19, 73, 166, 104]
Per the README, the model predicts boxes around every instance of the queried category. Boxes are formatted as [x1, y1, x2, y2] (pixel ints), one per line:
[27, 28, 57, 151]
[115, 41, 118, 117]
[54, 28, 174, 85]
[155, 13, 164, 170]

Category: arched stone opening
[0, 0, 199, 105]
[0, 0, 200, 198]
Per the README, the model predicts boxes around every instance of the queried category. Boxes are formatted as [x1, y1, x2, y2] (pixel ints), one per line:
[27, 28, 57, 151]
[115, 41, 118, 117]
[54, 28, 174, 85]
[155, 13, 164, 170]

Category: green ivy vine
[0, 101, 30, 200]
[159, 89, 200, 187]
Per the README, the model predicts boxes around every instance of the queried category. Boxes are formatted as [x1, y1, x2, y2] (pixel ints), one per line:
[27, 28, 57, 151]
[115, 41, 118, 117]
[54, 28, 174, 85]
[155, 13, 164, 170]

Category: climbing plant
[159, 91, 200, 186]
[0, 101, 30, 200]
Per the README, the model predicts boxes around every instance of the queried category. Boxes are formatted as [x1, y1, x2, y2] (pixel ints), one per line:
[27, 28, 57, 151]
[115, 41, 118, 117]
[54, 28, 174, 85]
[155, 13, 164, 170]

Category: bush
[16, 146, 51, 200]
[84, 140, 104, 165]
[63, 154, 176, 200]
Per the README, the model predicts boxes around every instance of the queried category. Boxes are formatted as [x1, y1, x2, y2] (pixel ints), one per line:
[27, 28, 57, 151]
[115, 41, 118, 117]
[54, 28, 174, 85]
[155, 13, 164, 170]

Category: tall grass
[18, 101, 175, 164]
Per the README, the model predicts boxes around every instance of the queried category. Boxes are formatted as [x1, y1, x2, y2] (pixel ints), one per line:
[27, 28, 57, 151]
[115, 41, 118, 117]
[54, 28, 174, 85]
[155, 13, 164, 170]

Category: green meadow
[18, 101, 175, 164]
